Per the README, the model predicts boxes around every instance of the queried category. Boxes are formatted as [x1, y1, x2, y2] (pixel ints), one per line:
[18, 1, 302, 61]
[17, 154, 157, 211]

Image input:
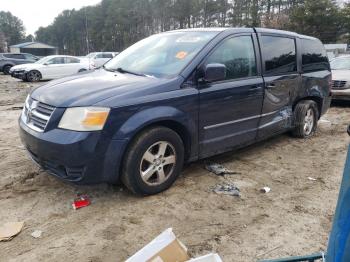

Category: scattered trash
[126, 228, 189, 262]
[260, 187, 271, 193]
[213, 183, 240, 197]
[187, 253, 223, 262]
[31, 230, 42, 239]
[0, 222, 24, 242]
[72, 195, 91, 210]
[205, 163, 239, 176]
[308, 177, 317, 181]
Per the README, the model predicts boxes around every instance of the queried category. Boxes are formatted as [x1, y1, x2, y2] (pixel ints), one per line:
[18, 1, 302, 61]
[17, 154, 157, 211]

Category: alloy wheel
[304, 108, 314, 136]
[139, 141, 176, 186]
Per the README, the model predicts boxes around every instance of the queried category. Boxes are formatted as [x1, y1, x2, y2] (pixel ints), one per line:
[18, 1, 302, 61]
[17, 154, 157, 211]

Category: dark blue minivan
[19, 28, 332, 195]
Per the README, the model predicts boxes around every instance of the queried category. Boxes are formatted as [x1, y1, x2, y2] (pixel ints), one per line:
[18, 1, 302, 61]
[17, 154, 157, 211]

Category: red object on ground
[72, 195, 90, 210]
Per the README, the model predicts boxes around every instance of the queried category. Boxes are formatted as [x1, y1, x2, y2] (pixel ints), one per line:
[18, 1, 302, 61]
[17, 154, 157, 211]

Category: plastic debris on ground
[260, 187, 271, 193]
[213, 183, 240, 197]
[72, 195, 91, 210]
[31, 230, 42, 239]
[205, 163, 240, 176]
[308, 177, 317, 181]
[126, 228, 189, 262]
[0, 222, 24, 242]
[187, 253, 223, 262]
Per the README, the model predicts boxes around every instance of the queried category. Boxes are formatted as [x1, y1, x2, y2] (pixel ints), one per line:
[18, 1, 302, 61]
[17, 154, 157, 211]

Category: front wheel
[3, 65, 12, 75]
[121, 127, 184, 195]
[292, 100, 319, 138]
[26, 70, 42, 82]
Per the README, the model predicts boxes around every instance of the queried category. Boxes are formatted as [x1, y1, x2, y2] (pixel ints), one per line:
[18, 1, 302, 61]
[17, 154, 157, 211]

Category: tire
[3, 65, 12, 75]
[26, 70, 42, 82]
[292, 100, 319, 138]
[121, 126, 185, 195]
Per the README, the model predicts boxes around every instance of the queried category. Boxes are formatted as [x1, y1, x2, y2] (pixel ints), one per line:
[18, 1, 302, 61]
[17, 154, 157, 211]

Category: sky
[1, 0, 102, 36]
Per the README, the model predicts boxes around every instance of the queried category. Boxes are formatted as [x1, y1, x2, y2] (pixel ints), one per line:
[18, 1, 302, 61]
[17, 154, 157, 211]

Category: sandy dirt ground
[0, 74, 349, 262]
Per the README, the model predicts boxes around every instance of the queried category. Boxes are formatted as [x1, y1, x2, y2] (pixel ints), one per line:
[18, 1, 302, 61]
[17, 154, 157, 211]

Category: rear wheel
[3, 65, 12, 75]
[26, 70, 42, 82]
[292, 100, 319, 138]
[121, 127, 184, 195]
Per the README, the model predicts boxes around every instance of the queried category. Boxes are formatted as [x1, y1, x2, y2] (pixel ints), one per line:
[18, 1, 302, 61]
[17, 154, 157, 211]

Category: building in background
[9, 42, 58, 56]
[324, 44, 349, 60]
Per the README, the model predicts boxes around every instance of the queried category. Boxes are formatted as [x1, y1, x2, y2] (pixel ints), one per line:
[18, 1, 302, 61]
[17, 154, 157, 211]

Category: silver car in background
[86, 52, 118, 69]
[331, 56, 350, 101]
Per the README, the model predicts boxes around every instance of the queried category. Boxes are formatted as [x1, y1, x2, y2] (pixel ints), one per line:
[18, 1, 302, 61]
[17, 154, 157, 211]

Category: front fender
[113, 106, 195, 139]
[112, 106, 198, 161]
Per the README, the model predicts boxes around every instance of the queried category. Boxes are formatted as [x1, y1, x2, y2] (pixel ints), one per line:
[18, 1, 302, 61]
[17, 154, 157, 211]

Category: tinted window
[205, 36, 257, 81]
[95, 53, 103, 58]
[4, 54, 25, 59]
[46, 57, 65, 64]
[261, 36, 297, 75]
[65, 57, 80, 63]
[102, 53, 113, 59]
[302, 39, 329, 72]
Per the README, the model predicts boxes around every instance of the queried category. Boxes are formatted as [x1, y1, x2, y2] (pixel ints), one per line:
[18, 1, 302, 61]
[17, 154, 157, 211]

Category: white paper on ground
[187, 253, 223, 262]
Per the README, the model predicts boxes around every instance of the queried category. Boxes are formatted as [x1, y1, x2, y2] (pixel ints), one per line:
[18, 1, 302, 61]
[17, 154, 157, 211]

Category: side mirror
[203, 63, 226, 82]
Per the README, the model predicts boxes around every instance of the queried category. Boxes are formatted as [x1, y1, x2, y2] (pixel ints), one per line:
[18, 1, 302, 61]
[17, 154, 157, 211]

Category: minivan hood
[31, 69, 178, 107]
[331, 69, 350, 81]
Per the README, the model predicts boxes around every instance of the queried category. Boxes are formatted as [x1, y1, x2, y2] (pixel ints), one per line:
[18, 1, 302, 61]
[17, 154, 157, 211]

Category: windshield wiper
[115, 67, 147, 77]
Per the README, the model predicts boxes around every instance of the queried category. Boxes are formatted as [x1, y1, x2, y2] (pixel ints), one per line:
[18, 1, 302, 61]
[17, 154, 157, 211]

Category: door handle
[249, 85, 262, 90]
[266, 83, 276, 89]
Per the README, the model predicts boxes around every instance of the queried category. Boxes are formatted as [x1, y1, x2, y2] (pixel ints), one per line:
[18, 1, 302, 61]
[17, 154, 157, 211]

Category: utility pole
[84, 7, 90, 54]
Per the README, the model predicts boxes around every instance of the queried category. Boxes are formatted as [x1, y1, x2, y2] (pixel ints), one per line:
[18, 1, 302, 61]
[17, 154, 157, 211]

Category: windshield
[86, 52, 97, 58]
[330, 57, 350, 70]
[104, 31, 219, 78]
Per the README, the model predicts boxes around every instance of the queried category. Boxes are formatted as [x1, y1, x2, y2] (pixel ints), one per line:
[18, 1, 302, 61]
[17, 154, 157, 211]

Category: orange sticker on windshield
[175, 51, 188, 60]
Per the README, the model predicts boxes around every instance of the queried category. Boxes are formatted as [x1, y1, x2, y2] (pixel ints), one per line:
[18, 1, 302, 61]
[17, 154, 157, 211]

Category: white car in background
[331, 55, 350, 101]
[86, 52, 118, 69]
[9, 55, 89, 82]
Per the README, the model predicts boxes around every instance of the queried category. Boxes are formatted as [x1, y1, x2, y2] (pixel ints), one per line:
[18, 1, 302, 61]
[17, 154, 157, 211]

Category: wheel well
[2, 64, 13, 70]
[293, 96, 323, 119]
[127, 120, 191, 161]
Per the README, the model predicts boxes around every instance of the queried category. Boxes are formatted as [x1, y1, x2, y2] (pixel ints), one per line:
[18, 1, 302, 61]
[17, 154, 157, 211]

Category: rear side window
[4, 54, 25, 59]
[301, 39, 329, 72]
[65, 57, 80, 63]
[205, 35, 257, 81]
[261, 36, 297, 75]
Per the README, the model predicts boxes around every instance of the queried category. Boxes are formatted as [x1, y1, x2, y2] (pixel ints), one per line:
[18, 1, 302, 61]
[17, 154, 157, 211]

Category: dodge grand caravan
[19, 28, 332, 195]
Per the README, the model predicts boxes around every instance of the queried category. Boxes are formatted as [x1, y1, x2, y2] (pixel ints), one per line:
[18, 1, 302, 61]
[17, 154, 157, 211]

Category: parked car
[86, 52, 118, 69]
[10, 55, 89, 82]
[0, 53, 39, 75]
[19, 28, 332, 195]
[330, 55, 350, 101]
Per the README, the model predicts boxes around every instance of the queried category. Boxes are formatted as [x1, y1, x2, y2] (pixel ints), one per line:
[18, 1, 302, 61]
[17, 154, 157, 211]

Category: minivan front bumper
[19, 119, 127, 184]
[332, 88, 350, 101]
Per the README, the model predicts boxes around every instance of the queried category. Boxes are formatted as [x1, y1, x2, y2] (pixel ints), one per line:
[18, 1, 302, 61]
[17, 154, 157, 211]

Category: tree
[34, 0, 349, 54]
[0, 11, 25, 46]
[288, 0, 341, 43]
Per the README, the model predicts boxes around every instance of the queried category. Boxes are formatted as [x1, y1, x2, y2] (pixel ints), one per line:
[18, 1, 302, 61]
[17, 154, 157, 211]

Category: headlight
[58, 107, 110, 131]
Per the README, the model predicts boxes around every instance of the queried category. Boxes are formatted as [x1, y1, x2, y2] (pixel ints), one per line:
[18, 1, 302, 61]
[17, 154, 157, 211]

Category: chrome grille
[21, 97, 55, 132]
[332, 80, 347, 89]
